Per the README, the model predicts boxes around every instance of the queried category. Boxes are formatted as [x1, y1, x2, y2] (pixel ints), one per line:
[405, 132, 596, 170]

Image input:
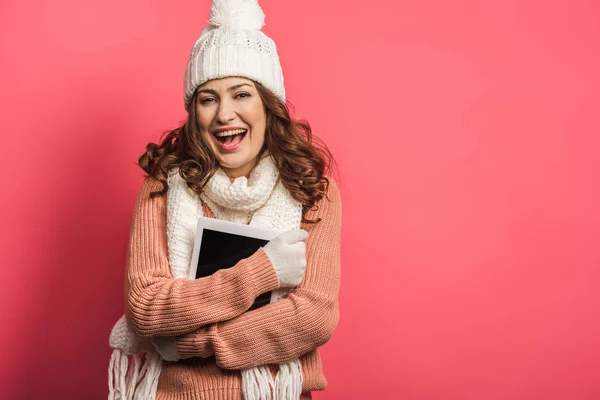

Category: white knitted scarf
[108, 154, 304, 400]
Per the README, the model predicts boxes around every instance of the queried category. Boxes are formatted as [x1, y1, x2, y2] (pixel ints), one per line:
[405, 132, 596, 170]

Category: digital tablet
[188, 217, 282, 310]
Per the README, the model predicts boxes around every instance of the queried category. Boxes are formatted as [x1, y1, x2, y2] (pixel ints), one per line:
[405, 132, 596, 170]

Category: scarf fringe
[108, 349, 162, 400]
[240, 359, 303, 400]
[241, 365, 275, 400]
[274, 359, 303, 400]
[133, 352, 162, 400]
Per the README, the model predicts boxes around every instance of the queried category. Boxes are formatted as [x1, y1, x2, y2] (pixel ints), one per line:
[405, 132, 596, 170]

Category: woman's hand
[152, 336, 182, 362]
[263, 229, 308, 288]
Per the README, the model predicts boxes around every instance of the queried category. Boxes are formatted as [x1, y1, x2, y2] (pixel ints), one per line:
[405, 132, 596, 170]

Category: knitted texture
[109, 155, 302, 399]
[184, 0, 285, 108]
[200, 155, 302, 229]
[166, 166, 203, 280]
[169, 154, 304, 399]
[114, 171, 341, 399]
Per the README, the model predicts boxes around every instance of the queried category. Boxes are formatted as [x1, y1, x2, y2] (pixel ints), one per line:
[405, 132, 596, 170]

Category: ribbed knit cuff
[175, 325, 215, 359]
[243, 247, 280, 295]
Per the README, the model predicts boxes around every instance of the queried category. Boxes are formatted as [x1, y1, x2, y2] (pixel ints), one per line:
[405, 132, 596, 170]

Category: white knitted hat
[183, 0, 286, 109]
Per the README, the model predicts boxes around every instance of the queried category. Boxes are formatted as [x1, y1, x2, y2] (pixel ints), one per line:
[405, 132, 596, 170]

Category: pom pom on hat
[209, 0, 265, 31]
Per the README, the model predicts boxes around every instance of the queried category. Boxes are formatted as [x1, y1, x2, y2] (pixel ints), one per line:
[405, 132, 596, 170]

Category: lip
[214, 130, 248, 151]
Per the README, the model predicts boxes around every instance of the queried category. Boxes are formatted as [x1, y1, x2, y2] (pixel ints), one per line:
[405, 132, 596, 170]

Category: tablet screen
[195, 228, 272, 310]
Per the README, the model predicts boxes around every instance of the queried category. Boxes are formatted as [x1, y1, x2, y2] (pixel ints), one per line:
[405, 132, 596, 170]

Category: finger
[289, 241, 306, 254]
[277, 229, 309, 244]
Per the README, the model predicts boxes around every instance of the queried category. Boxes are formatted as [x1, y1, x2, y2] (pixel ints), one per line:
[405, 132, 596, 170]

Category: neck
[221, 152, 268, 182]
[222, 160, 256, 182]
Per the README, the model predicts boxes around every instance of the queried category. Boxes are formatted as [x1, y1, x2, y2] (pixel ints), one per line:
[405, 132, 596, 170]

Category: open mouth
[214, 128, 248, 147]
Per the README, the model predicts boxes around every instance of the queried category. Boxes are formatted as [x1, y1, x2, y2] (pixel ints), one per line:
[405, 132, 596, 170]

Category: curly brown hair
[137, 80, 337, 224]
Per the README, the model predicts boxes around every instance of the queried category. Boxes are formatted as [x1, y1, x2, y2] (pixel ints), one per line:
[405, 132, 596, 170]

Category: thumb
[276, 229, 309, 244]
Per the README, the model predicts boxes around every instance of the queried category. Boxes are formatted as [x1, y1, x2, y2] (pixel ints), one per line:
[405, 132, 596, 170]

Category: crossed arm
[125, 177, 281, 337]
[125, 176, 342, 370]
[174, 180, 343, 370]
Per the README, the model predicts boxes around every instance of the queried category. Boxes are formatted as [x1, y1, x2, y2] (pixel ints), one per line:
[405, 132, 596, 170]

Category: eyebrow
[197, 83, 253, 96]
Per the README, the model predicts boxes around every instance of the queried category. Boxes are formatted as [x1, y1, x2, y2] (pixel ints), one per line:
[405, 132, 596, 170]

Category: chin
[217, 152, 246, 165]
[216, 153, 252, 171]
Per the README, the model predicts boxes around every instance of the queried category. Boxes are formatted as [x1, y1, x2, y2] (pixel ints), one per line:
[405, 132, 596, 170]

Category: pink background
[1, 0, 599, 398]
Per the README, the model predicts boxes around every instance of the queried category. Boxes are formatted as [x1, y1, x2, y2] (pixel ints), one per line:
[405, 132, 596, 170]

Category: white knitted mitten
[152, 336, 182, 362]
[263, 229, 308, 288]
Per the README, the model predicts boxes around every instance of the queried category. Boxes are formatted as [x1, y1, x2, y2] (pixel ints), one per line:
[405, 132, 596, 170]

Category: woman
[108, 0, 342, 399]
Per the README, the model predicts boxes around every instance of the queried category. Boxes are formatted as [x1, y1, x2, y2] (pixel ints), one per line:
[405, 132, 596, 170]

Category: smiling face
[195, 77, 267, 180]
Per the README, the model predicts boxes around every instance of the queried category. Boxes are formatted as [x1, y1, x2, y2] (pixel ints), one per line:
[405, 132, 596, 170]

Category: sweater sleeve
[125, 176, 281, 338]
[174, 179, 342, 369]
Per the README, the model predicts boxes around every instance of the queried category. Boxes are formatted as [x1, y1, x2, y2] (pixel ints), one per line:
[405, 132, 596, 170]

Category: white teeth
[215, 129, 247, 137]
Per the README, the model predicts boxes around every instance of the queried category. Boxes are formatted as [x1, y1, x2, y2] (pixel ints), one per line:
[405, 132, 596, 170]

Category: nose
[215, 98, 236, 124]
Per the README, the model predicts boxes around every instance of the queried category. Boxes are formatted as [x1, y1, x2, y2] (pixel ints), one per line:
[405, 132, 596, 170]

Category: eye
[236, 92, 251, 99]
[200, 97, 216, 105]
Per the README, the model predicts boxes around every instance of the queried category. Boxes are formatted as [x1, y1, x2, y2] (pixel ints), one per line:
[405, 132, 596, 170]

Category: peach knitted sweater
[124, 176, 342, 400]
